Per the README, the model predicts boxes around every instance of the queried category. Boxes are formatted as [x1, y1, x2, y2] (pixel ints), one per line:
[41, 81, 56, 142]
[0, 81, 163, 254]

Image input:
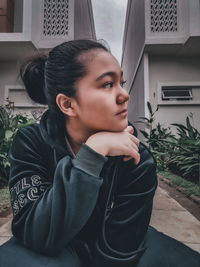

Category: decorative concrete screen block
[150, 0, 178, 32]
[43, 0, 69, 36]
[31, 0, 74, 48]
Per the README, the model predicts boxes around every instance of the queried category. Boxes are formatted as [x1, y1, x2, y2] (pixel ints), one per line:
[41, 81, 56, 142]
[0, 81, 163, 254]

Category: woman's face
[73, 50, 130, 132]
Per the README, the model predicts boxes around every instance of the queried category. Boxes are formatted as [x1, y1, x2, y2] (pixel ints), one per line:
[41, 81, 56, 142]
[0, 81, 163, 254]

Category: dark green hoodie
[8, 110, 157, 260]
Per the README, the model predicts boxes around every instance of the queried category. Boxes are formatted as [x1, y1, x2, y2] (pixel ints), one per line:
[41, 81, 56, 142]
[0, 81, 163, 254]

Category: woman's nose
[117, 87, 130, 104]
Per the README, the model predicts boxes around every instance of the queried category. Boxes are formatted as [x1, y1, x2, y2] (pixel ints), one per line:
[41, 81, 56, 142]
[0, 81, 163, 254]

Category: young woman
[0, 40, 199, 267]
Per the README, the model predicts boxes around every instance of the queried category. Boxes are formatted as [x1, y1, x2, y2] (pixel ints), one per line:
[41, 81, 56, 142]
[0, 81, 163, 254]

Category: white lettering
[21, 178, 31, 190]
[13, 200, 19, 215]
[10, 187, 14, 202]
[13, 181, 20, 195]
[31, 175, 42, 186]
[18, 194, 27, 208]
[27, 187, 39, 201]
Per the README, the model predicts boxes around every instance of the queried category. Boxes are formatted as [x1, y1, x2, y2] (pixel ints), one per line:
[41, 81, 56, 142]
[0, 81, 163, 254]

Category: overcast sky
[91, 0, 128, 63]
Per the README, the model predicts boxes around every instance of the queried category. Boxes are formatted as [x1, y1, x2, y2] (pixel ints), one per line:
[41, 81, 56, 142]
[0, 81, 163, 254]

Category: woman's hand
[85, 126, 140, 165]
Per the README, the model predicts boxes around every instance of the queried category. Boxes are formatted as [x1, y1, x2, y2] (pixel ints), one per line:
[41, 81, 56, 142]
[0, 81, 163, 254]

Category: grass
[0, 186, 10, 213]
[158, 170, 200, 197]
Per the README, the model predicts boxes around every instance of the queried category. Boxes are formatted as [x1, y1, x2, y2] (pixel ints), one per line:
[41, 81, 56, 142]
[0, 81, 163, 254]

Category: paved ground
[0, 186, 200, 253]
[150, 187, 200, 253]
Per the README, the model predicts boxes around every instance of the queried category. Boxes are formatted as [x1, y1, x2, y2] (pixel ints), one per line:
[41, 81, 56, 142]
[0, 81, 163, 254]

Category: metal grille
[150, 0, 178, 32]
[43, 0, 69, 36]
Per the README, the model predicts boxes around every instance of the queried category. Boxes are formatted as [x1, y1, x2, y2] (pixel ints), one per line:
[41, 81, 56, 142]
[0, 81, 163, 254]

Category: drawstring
[53, 149, 58, 165]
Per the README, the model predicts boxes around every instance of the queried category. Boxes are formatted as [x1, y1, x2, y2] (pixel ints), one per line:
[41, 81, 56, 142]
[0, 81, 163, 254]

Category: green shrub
[0, 186, 10, 212]
[0, 99, 36, 183]
[136, 101, 175, 171]
[137, 102, 200, 184]
[159, 170, 200, 197]
[167, 117, 200, 184]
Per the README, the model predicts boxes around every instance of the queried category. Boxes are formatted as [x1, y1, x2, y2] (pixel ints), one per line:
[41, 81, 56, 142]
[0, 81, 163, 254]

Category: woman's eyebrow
[96, 71, 123, 81]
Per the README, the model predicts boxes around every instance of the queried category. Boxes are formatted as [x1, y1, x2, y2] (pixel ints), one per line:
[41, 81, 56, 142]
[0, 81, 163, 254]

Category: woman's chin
[111, 119, 128, 132]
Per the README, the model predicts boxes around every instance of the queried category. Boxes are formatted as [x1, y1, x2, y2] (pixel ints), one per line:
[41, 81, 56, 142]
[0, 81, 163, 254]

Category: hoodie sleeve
[8, 126, 107, 256]
[101, 143, 158, 255]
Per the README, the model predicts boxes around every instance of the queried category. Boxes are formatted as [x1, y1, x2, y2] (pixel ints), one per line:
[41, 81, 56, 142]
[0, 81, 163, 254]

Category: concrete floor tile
[153, 187, 185, 211]
[0, 236, 11, 246]
[182, 242, 200, 253]
[150, 209, 200, 244]
[0, 220, 12, 237]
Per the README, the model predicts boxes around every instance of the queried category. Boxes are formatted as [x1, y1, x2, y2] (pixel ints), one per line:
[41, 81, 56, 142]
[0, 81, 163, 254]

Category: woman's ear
[56, 93, 77, 117]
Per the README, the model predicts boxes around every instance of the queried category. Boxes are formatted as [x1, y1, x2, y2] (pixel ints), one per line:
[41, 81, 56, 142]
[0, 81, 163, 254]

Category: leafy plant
[168, 117, 200, 184]
[136, 102, 200, 185]
[159, 170, 200, 197]
[135, 101, 175, 170]
[0, 98, 36, 183]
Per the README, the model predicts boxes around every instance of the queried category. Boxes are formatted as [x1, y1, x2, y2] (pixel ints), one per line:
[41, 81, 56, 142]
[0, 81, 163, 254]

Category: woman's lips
[116, 109, 127, 117]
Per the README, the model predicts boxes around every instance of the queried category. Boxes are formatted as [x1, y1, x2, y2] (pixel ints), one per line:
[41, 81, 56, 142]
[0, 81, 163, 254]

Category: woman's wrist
[85, 137, 108, 156]
[72, 143, 107, 177]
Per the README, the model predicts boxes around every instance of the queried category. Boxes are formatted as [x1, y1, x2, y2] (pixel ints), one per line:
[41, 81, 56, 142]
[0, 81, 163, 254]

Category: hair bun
[20, 55, 47, 105]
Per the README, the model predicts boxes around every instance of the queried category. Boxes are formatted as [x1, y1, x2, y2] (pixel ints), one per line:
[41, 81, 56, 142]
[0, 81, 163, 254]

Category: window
[0, 0, 23, 33]
[162, 87, 192, 101]
[157, 83, 200, 106]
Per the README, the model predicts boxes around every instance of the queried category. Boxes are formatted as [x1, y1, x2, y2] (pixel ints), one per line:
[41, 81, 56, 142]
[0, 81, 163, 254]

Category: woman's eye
[120, 80, 127, 87]
[103, 82, 113, 88]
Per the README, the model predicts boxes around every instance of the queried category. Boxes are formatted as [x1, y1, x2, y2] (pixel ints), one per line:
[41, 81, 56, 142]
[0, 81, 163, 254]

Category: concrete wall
[122, 0, 200, 138]
[0, 0, 96, 113]
[0, 61, 20, 105]
[122, 0, 145, 92]
[128, 56, 146, 140]
[13, 0, 23, 32]
[74, 0, 96, 40]
[149, 56, 200, 133]
[0, 60, 46, 116]
[189, 0, 200, 36]
[31, 0, 95, 49]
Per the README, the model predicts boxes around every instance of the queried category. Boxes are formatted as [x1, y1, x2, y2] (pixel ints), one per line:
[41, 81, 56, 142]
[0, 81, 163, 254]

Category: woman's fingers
[130, 145, 140, 165]
[123, 154, 140, 164]
[124, 126, 134, 134]
[124, 126, 140, 147]
[129, 133, 140, 147]
[123, 156, 132, 162]
[123, 127, 140, 164]
[129, 140, 139, 152]
[123, 142, 140, 164]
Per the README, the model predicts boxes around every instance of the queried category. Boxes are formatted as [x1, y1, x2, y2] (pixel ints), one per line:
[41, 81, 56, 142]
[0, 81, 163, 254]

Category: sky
[91, 0, 128, 63]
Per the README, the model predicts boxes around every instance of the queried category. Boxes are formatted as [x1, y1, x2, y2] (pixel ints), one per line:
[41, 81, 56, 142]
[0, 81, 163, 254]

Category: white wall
[122, 0, 145, 92]
[149, 56, 200, 133]
[14, 0, 23, 32]
[128, 56, 146, 140]
[0, 0, 96, 114]
[0, 61, 20, 105]
[0, 60, 46, 116]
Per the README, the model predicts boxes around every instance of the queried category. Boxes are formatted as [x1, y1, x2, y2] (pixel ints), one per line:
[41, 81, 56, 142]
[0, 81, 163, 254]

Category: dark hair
[20, 39, 109, 116]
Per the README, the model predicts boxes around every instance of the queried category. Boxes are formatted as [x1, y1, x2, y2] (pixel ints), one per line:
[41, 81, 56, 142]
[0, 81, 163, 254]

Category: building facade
[122, 0, 200, 138]
[0, 0, 95, 115]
